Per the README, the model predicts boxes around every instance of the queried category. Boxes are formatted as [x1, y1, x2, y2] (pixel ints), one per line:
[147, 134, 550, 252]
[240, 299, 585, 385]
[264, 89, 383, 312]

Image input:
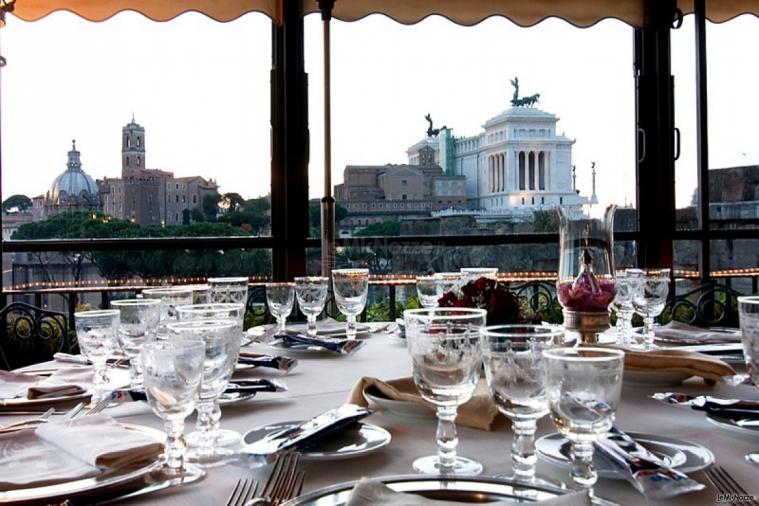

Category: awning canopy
[10, 0, 759, 28]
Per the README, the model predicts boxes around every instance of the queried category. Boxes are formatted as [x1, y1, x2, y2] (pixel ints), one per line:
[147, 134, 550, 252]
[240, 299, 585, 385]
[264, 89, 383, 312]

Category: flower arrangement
[438, 276, 523, 325]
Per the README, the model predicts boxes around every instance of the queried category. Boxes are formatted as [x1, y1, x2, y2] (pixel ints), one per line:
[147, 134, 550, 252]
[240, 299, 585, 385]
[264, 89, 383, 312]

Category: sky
[1, 11, 757, 210]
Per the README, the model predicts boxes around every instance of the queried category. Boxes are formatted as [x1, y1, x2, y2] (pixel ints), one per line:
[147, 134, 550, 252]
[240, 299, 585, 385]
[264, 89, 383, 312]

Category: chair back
[0, 302, 71, 370]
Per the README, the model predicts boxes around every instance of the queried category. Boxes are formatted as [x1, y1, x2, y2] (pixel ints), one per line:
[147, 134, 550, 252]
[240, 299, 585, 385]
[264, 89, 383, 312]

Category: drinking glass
[142, 340, 205, 482]
[294, 277, 329, 337]
[404, 307, 487, 475]
[416, 276, 442, 308]
[629, 268, 670, 350]
[332, 269, 369, 340]
[481, 325, 564, 483]
[460, 267, 499, 283]
[167, 319, 240, 466]
[543, 347, 625, 488]
[186, 284, 211, 304]
[266, 282, 296, 333]
[74, 309, 120, 401]
[434, 272, 462, 294]
[110, 299, 161, 388]
[142, 287, 194, 338]
[738, 296, 759, 464]
[611, 271, 635, 346]
[208, 277, 249, 305]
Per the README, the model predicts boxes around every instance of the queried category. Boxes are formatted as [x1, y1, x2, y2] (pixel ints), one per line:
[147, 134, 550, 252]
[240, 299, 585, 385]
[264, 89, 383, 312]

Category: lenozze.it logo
[716, 494, 756, 503]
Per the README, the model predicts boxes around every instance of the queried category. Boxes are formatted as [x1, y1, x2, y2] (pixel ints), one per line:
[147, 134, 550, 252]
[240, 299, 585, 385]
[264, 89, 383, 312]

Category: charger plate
[281, 475, 594, 505]
[0, 423, 166, 505]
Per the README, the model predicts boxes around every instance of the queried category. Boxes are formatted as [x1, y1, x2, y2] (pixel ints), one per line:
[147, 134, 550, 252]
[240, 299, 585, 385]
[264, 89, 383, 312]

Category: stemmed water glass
[460, 267, 498, 283]
[332, 269, 369, 340]
[629, 268, 670, 350]
[167, 319, 240, 466]
[294, 277, 329, 337]
[266, 282, 296, 334]
[738, 296, 759, 465]
[142, 339, 205, 482]
[142, 287, 194, 338]
[611, 271, 635, 346]
[74, 309, 120, 401]
[208, 277, 249, 305]
[416, 276, 442, 308]
[543, 347, 625, 488]
[481, 325, 564, 483]
[404, 307, 487, 475]
[110, 299, 161, 389]
[434, 272, 462, 294]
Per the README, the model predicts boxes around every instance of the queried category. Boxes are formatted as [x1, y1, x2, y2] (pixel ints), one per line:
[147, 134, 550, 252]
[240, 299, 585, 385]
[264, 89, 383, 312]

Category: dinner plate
[363, 388, 434, 419]
[242, 421, 391, 461]
[536, 431, 714, 479]
[623, 369, 693, 387]
[281, 474, 584, 505]
[0, 423, 168, 505]
[706, 412, 759, 438]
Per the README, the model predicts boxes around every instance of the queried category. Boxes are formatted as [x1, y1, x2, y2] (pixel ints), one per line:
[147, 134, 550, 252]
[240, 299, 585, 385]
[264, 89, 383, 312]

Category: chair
[661, 282, 743, 327]
[0, 302, 72, 371]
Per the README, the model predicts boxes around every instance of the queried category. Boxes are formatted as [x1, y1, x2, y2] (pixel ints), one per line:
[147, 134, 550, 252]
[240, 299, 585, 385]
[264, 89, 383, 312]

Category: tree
[202, 192, 220, 221]
[190, 207, 205, 223]
[3, 194, 32, 212]
[532, 210, 559, 233]
[221, 192, 245, 212]
[182, 209, 191, 225]
[355, 221, 401, 237]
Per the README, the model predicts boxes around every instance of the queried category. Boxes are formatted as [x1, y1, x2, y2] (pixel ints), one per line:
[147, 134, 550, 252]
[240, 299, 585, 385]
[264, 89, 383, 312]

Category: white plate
[363, 389, 434, 419]
[242, 421, 391, 461]
[706, 412, 759, 438]
[623, 369, 693, 387]
[536, 431, 714, 479]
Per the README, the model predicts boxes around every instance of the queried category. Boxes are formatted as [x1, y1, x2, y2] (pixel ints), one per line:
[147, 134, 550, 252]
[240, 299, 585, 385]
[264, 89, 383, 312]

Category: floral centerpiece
[438, 277, 522, 325]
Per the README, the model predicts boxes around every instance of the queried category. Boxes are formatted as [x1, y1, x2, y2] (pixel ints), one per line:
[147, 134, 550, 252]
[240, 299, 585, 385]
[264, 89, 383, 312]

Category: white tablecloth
[11, 331, 759, 505]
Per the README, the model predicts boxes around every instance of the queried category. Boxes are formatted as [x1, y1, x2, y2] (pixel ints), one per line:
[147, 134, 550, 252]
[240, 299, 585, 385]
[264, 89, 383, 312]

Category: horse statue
[521, 93, 540, 107]
[425, 113, 447, 137]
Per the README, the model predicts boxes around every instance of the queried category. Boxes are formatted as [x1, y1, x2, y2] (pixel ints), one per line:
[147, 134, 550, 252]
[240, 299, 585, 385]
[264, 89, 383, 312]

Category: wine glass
[416, 276, 442, 308]
[332, 269, 369, 340]
[738, 296, 759, 465]
[266, 282, 296, 333]
[185, 284, 211, 304]
[294, 277, 329, 337]
[543, 347, 625, 488]
[611, 271, 635, 346]
[460, 267, 498, 283]
[110, 299, 161, 388]
[74, 309, 120, 401]
[404, 307, 487, 475]
[142, 339, 205, 482]
[481, 325, 564, 483]
[167, 319, 240, 466]
[434, 272, 462, 294]
[208, 277, 249, 305]
[629, 268, 670, 350]
[142, 287, 194, 338]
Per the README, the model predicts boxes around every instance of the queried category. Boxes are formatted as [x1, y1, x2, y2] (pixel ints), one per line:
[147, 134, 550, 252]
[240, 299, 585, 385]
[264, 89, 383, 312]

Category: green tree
[202, 192, 220, 221]
[221, 192, 245, 212]
[355, 221, 401, 237]
[190, 207, 205, 223]
[182, 209, 191, 225]
[532, 210, 559, 233]
[2, 194, 33, 212]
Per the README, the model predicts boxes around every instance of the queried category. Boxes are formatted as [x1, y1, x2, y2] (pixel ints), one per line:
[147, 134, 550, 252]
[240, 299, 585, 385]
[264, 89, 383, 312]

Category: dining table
[7, 324, 758, 505]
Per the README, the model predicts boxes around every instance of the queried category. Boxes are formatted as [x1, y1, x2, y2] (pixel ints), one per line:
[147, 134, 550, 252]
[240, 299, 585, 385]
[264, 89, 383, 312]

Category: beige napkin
[346, 478, 592, 506]
[347, 377, 503, 431]
[654, 321, 741, 343]
[622, 348, 735, 382]
[35, 413, 164, 468]
[0, 370, 41, 399]
[26, 367, 93, 399]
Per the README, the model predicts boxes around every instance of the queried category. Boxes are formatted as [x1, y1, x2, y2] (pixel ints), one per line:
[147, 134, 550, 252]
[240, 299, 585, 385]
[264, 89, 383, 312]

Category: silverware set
[0, 397, 111, 434]
[226, 453, 305, 506]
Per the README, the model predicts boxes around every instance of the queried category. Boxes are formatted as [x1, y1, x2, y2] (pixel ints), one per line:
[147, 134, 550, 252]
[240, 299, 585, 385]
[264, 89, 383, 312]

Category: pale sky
[1, 11, 757, 210]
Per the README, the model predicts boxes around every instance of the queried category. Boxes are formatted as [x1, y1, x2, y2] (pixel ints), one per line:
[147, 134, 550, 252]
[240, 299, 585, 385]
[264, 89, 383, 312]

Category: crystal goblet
[110, 299, 161, 389]
[167, 319, 240, 467]
[266, 282, 295, 334]
[543, 347, 624, 488]
[332, 269, 369, 340]
[74, 309, 120, 401]
[629, 268, 670, 350]
[416, 276, 442, 308]
[481, 325, 564, 483]
[142, 287, 194, 338]
[294, 276, 329, 337]
[738, 296, 759, 464]
[611, 271, 635, 346]
[434, 272, 462, 294]
[404, 307, 487, 475]
[460, 267, 498, 283]
[142, 339, 205, 482]
[208, 277, 249, 305]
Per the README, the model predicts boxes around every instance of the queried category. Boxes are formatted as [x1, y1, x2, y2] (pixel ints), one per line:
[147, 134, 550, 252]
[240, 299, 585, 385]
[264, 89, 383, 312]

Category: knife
[112, 379, 287, 402]
[237, 353, 298, 373]
[242, 404, 371, 456]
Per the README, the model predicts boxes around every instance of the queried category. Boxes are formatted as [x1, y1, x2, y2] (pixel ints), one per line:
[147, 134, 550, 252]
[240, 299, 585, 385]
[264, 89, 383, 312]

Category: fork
[0, 407, 56, 433]
[248, 452, 303, 506]
[81, 397, 112, 417]
[225, 478, 259, 506]
[704, 465, 759, 506]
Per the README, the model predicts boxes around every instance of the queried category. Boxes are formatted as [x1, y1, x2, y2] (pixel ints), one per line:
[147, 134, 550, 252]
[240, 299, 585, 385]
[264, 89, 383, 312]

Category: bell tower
[122, 115, 146, 173]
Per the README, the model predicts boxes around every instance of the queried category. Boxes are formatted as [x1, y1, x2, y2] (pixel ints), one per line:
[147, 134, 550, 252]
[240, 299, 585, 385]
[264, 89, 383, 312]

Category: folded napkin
[622, 348, 735, 382]
[654, 321, 740, 343]
[346, 478, 591, 506]
[273, 331, 365, 355]
[26, 367, 92, 399]
[0, 370, 41, 399]
[347, 377, 503, 431]
[35, 413, 164, 468]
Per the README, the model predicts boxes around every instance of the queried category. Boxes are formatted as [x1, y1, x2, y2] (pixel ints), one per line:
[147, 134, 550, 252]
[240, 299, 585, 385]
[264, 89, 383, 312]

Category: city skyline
[2, 11, 757, 208]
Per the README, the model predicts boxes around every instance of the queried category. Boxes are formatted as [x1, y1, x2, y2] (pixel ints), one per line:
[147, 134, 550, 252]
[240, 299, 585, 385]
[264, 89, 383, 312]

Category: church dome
[47, 140, 99, 204]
